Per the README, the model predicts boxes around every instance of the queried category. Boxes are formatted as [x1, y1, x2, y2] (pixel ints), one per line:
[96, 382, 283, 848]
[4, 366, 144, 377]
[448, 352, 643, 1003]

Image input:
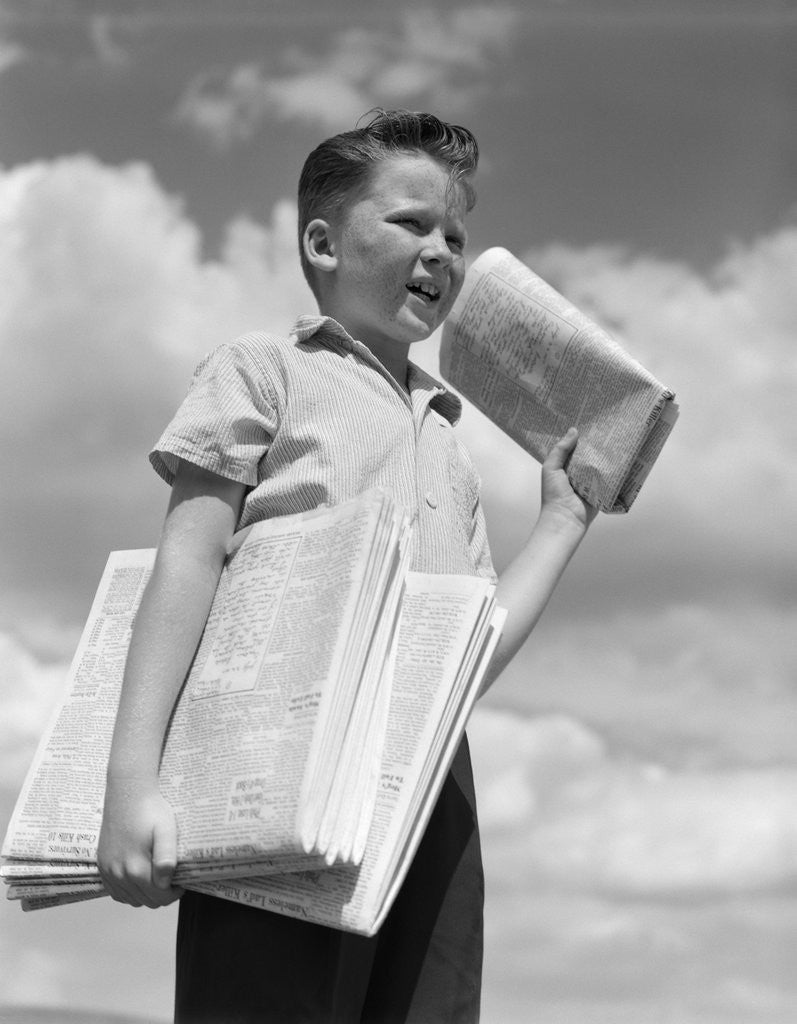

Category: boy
[98, 110, 596, 1022]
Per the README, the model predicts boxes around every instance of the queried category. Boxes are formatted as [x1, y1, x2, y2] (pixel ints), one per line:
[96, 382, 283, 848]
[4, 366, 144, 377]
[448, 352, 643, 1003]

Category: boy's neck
[363, 341, 410, 393]
[321, 311, 411, 392]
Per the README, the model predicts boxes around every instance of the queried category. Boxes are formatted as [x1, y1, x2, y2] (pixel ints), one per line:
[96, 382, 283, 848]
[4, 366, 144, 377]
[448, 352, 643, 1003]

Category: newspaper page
[161, 491, 410, 869]
[297, 497, 412, 862]
[3, 490, 409, 890]
[189, 573, 505, 936]
[440, 247, 679, 512]
[2, 549, 152, 868]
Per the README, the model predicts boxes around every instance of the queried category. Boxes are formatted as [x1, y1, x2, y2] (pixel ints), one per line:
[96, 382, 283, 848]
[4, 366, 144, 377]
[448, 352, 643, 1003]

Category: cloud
[521, 233, 797, 526]
[172, 6, 520, 143]
[0, 634, 68, 788]
[89, 13, 134, 69]
[483, 600, 797, 769]
[0, 37, 25, 76]
[469, 706, 797, 1022]
[0, 890, 177, 1020]
[0, 945, 68, 1008]
[0, 156, 313, 632]
[469, 705, 797, 897]
[173, 62, 369, 147]
[479, 887, 797, 1024]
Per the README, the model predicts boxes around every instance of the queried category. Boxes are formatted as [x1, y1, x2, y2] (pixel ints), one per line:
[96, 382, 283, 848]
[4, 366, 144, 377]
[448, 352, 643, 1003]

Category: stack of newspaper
[2, 489, 506, 936]
[441, 247, 679, 512]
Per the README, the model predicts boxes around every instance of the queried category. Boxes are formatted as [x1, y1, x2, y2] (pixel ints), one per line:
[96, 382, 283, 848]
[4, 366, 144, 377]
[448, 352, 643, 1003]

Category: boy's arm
[482, 428, 597, 692]
[98, 461, 246, 908]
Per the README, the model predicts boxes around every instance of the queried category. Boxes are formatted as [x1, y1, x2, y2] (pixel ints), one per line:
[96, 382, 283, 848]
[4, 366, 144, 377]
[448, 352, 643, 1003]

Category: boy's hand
[98, 777, 183, 909]
[540, 428, 598, 531]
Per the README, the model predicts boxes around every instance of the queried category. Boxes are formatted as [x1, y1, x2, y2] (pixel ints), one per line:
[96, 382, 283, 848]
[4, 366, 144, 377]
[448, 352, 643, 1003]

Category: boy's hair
[298, 109, 479, 293]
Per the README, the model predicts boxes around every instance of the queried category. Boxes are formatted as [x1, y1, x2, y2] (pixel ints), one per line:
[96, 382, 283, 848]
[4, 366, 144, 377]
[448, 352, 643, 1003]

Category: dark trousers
[174, 737, 483, 1023]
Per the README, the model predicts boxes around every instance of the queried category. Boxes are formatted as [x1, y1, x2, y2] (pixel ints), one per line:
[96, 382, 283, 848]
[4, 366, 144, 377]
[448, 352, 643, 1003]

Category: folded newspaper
[440, 247, 679, 512]
[2, 489, 505, 936]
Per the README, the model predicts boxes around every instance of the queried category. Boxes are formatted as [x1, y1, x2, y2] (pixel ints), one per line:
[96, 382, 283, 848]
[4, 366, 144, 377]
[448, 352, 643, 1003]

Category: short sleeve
[150, 341, 281, 486]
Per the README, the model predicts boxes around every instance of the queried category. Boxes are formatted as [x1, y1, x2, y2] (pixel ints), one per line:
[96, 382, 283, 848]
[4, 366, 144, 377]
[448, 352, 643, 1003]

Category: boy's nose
[420, 231, 452, 266]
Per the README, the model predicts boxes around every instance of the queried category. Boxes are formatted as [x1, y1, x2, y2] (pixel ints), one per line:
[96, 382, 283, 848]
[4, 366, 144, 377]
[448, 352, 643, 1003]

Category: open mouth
[406, 281, 441, 304]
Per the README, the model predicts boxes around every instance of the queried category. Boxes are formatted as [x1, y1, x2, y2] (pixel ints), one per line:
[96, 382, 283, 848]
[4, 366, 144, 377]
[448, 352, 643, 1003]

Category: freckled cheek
[360, 272, 402, 319]
[347, 251, 401, 300]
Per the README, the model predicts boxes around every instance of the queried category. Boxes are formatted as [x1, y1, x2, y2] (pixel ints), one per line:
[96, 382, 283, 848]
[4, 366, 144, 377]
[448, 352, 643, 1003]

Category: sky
[1, 0, 796, 1021]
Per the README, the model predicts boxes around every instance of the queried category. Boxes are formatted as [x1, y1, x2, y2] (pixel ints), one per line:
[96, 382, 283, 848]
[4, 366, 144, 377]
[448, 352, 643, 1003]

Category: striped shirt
[151, 315, 495, 580]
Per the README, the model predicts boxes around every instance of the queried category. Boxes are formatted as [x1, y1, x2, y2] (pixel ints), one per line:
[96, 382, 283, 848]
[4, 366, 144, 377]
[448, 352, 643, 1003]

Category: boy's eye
[392, 216, 466, 253]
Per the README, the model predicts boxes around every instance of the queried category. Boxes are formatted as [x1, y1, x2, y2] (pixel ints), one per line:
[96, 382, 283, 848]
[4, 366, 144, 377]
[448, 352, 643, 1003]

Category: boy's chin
[398, 307, 440, 343]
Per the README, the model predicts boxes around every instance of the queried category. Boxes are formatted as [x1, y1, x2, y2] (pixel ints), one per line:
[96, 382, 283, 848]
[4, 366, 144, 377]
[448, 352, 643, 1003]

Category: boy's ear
[303, 219, 338, 274]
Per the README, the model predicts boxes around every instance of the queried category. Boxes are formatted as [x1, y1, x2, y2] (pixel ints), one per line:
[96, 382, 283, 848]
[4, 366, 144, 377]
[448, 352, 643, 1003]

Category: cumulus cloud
[0, 890, 177, 1018]
[0, 156, 312, 631]
[469, 706, 797, 1022]
[0, 944, 68, 1008]
[469, 706, 797, 898]
[0, 37, 25, 76]
[89, 13, 134, 69]
[485, 601, 797, 769]
[479, 886, 797, 1024]
[172, 6, 520, 143]
[0, 633, 68, 793]
[522, 234, 797, 534]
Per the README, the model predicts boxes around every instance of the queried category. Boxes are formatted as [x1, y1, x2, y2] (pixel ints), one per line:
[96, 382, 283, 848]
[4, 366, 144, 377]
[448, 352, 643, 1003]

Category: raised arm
[482, 428, 597, 691]
[98, 461, 246, 908]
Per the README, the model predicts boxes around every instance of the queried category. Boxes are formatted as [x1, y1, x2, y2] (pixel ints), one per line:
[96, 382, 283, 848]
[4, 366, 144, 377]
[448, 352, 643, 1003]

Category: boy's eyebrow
[385, 199, 433, 213]
[385, 200, 467, 225]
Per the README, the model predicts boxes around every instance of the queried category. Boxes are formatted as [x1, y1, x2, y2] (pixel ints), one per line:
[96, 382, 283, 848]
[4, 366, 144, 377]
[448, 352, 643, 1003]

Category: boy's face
[321, 152, 469, 364]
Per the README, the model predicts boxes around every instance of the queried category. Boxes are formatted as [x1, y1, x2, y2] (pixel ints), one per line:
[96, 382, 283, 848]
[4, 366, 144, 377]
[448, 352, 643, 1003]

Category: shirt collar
[290, 315, 462, 426]
[292, 314, 352, 346]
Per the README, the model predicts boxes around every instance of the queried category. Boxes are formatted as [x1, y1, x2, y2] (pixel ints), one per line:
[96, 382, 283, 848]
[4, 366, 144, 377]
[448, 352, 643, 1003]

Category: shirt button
[425, 492, 438, 509]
